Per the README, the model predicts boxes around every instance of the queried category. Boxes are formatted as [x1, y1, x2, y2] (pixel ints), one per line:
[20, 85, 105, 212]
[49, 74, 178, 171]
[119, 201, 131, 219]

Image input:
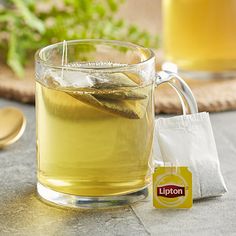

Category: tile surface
[0, 99, 235, 236]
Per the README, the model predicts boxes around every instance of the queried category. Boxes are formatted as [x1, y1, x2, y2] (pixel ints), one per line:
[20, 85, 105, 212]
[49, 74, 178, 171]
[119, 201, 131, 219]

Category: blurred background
[117, 0, 161, 35]
[0, 0, 161, 78]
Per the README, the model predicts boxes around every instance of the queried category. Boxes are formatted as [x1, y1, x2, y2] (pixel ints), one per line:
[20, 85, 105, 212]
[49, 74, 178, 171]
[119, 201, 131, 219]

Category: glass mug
[163, 0, 236, 78]
[35, 39, 197, 208]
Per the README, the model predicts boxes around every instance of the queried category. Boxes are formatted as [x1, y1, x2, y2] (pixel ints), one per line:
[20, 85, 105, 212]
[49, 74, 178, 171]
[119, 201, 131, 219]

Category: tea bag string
[158, 136, 180, 174]
[163, 159, 179, 175]
[61, 40, 68, 79]
[171, 161, 179, 175]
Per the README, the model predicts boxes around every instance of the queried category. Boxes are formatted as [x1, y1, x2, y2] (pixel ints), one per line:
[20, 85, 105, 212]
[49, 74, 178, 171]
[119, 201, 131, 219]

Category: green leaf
[107, 0, 119, 12]
[1, 0, 159, 77]
[12, 0, 45, 33]
[94, 4, 106, 18]
[0, 13, 11, 22]
[7, 28, 24, 78]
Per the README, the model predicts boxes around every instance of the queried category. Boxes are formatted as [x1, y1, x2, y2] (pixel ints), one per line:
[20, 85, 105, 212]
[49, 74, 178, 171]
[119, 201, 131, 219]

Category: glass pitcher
[163, 0, 236, 79]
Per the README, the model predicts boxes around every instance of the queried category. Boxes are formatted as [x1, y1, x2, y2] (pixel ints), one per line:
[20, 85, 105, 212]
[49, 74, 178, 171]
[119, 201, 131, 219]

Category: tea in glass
[36, 68, 154, 197]
[163, 0, 236, 76]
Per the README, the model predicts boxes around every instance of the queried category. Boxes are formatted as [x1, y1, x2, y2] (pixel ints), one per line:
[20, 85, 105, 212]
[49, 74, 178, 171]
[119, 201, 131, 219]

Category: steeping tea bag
[153, 112, 227, 199]
[43, 40, 150, 120]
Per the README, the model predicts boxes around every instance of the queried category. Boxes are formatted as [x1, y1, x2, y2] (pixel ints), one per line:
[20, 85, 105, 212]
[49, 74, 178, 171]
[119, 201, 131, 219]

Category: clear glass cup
[163, 0, 236, 79]
[35, 39, 197, 208]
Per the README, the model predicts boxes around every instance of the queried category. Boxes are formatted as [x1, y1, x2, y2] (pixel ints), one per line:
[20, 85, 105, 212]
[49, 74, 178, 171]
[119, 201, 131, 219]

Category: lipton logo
[153, 167, 192, 208]
[157, 185, 185, 198]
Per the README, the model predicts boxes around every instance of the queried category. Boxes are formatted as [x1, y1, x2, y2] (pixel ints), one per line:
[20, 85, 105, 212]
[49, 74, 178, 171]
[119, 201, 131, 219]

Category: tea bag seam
[156, 113, 208, 129]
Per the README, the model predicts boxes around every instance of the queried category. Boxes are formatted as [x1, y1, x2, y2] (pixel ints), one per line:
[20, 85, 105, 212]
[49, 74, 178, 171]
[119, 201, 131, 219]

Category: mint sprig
[0, 0, 158, 78]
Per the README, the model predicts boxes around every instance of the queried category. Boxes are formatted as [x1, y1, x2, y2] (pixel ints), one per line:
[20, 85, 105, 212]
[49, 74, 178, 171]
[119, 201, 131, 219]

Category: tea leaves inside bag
[67, 72, 150, 119]
[44, 71, 151, 119]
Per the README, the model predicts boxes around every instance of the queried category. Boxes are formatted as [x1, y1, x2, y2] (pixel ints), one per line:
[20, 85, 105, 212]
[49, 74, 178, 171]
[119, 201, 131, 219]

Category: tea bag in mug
[153, 112, 227, 199]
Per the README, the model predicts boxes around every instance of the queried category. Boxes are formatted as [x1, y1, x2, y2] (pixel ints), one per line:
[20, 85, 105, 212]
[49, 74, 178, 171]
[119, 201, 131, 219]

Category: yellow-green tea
[36, 72, 154, 196]
[163, 0, 236, 71]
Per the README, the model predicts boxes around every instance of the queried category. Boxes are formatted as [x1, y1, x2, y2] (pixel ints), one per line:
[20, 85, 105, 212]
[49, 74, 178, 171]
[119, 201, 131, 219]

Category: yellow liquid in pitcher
[36, 75, 154, 196]
[163, 0, 236, 71]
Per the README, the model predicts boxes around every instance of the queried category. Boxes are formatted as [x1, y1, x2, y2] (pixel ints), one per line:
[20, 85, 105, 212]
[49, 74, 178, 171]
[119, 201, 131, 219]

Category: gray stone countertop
[0, 98, 235, 236]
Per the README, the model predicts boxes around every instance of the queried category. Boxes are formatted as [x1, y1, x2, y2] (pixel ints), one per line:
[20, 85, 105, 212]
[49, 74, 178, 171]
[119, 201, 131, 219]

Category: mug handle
[156, 70, 198, 114]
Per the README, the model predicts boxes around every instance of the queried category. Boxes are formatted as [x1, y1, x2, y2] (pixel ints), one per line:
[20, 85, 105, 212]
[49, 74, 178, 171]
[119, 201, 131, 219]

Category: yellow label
[153, 166, 192, 209]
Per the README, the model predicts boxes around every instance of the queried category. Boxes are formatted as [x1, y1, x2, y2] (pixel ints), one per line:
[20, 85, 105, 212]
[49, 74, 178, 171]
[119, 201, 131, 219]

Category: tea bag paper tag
[153, 166, 192, 209]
